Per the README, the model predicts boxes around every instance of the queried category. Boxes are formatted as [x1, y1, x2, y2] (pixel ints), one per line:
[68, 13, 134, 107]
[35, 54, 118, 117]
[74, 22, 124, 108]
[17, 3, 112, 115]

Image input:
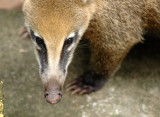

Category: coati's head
[23, 0, 96, 104]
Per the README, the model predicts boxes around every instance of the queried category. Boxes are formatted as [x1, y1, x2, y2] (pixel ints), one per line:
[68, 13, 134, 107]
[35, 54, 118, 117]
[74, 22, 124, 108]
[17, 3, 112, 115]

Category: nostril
[44, 92, 49, 98]
[58, 93, 62, 98]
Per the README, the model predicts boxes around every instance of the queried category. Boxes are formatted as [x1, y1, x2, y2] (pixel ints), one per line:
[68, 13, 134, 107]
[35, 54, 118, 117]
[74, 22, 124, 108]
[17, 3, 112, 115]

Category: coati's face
[23, 0, 96, 104]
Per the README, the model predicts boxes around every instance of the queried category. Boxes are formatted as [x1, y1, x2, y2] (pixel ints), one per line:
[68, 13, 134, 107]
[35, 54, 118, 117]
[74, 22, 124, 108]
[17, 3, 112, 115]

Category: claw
[66, 71, 104, 95]
[79, 89, 88, 95]
[71, 88, 81, 95]
[66, 85, 78, 92]
[83, 85, 90, 88]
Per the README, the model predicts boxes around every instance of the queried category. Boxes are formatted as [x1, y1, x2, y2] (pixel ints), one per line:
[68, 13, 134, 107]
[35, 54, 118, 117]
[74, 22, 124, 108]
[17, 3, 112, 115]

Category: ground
[0, 10, 160, 117]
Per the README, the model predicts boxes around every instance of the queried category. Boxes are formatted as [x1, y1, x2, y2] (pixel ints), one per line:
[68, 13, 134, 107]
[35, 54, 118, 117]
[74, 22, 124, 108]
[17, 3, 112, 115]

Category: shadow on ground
[0, 10, 160, 117]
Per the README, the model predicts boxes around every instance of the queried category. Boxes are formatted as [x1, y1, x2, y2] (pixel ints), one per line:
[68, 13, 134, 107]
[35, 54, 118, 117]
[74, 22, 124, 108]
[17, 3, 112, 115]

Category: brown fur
[23, 0, 160, 94]
[84, 0, 160, 76]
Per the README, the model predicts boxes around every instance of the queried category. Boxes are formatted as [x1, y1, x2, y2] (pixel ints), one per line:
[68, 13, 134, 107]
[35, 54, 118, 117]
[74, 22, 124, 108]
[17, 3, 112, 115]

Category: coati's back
[86, 0, 160, 35]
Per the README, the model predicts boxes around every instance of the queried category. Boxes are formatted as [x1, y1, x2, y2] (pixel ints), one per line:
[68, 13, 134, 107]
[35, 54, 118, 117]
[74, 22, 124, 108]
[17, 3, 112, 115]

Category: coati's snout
[41, 70, 66, 104]
[43, 79, 62, 104]
[30, 28, 80, 104]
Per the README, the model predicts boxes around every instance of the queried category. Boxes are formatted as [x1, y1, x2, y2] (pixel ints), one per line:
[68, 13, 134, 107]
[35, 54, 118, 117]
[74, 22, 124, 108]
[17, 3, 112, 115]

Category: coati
[23, 0, 160, 104]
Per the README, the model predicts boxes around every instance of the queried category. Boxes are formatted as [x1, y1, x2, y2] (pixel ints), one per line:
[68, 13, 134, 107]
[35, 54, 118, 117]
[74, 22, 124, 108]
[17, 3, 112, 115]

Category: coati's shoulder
[88, 0, 160, 33]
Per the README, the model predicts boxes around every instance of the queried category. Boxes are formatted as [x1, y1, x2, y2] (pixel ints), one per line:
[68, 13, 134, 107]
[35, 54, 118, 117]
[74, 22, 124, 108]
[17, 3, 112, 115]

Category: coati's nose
[44, 88, 62, 104]
[44, 90, 62, 104]
[44, 81, 62, 104]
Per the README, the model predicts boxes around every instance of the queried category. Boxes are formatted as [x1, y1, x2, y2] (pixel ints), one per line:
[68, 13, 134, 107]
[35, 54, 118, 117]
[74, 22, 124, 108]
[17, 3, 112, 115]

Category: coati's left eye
[64, 37, 73, 47]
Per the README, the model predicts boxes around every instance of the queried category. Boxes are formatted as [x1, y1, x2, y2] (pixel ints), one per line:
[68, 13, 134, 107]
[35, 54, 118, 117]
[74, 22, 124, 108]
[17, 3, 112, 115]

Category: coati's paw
[19, 26, 30, 38]
[66, 71, 106, 95]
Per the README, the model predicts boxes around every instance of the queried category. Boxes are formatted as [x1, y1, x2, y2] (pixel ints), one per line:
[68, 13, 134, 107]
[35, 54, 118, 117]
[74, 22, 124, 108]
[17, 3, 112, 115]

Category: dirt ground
[0, 10, 160, 117]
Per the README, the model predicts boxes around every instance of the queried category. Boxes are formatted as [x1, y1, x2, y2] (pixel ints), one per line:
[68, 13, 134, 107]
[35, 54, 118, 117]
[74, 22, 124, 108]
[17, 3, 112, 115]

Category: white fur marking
[34, 32, 41, 38]
[34, 42, 41, 50]
[67, 32, 75, 39]
[79, 28, 85, 36]
[67, 43, 75, 51]
[26, 27, 30, 32]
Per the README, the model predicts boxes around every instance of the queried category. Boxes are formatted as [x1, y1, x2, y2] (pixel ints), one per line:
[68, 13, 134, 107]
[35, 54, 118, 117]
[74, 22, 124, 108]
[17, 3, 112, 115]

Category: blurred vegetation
[0, 81, 4, 117]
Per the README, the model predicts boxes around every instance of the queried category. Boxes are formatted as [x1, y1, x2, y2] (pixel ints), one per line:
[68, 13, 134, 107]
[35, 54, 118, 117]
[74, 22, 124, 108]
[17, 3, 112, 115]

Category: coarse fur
[23, 0, 160, 104]
[85, 0, 160, 76]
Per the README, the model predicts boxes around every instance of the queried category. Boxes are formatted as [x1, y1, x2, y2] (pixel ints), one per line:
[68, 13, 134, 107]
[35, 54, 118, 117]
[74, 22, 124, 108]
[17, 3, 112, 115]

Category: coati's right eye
[30, 30, 45, 49]
[36, 37, 45, 47]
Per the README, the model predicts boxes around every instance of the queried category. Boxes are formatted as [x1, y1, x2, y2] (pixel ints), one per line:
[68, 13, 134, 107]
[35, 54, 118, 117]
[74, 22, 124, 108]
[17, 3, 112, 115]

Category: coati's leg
[67, 41, 132, 95]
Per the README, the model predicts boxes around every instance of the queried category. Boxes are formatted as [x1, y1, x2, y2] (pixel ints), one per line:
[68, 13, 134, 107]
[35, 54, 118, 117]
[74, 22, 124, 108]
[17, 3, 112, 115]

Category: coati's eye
[64, 37, 73, 47]
[30, 30, 45, 49]
[36, 37, 45, 47]
[63, 32, 78, 48]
